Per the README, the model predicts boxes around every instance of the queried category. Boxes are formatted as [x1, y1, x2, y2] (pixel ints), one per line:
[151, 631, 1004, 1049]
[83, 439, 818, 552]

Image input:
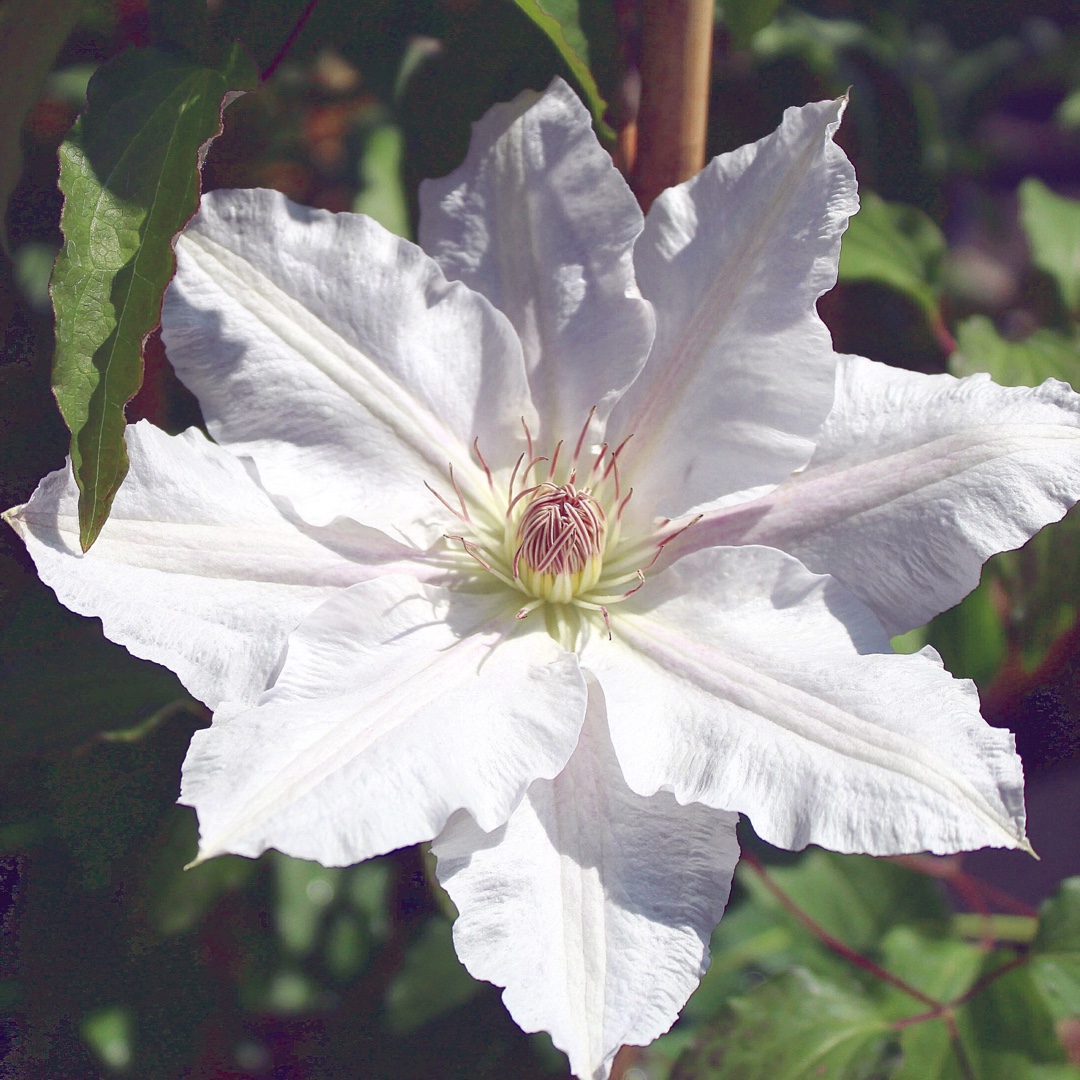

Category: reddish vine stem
[741, 852, 939, 1008]
[892, 855, 1039, 919]
[261, 0, 320, 82]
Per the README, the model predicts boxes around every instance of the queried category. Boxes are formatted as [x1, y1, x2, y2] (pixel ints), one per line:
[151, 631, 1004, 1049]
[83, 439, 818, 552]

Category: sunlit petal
[589, 546, 1026, 856]
[420, 78, 654, 444]
[183, 576, 588, 865]
[162, 188, 533, 545]
[434, 676, 739, 1080]
[609, 98, 856, 521]
[669, 356, 1080, 634]
[5, 422, 418, 709]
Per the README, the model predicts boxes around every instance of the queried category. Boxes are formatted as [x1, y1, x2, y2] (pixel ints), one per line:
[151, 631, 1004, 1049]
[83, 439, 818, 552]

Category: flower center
[512, 483, 606, 604]
[427, 410, 697, 643]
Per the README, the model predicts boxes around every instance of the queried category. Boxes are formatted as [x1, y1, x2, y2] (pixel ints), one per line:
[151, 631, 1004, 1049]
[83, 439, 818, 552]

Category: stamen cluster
[428, 410, 693, 643]
[513, 483, 605, 604]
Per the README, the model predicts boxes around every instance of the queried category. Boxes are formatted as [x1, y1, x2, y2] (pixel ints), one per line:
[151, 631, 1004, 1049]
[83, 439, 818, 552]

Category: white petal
[434, 677, 739, 1080]
[672, 356, 1080, 635]
[419, 78, 654, 444]
[162, 188, 533, 545]
[182, 577, 588, 866]
[608, 98, 856, 520]
[4, 422, 414, 709]
[586, 546, 1026, 856]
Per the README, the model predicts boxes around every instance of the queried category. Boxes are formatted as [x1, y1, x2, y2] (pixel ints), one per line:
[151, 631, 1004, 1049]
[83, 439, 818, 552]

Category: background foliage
[3, 0, 1080, 1076]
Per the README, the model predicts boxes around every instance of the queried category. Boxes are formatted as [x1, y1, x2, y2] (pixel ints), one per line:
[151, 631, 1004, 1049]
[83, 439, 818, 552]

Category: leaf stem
[261, 0, 320, 82]
[630, 0, 713, 211]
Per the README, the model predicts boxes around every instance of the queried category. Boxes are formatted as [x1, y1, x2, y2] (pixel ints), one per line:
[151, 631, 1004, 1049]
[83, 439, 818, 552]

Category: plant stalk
[630, 0, 714, 210]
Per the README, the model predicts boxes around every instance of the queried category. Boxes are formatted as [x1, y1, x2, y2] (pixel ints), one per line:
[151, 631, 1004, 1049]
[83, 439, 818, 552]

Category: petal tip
[2, 503, 25, 532]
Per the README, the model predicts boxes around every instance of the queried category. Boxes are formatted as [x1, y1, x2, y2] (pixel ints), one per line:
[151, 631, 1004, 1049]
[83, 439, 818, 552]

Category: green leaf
[672, 969, 891, 1080]
[967, 957, 1065, 1063]
[838, 190, 946, 325]
[891, 1017, 967, 1080]
[51, 44, 258, 551]
[682, 902, 800, 1021]
[510, 0, 614, 141]
[926, 573, 1007, 687]
[751, 10, 878, 77]
[1019, 178, 1080, 314]
[384, 915, 483, 1033]
[880, 926, 984, 1005]
[45, 718, 197, 889]
[274, 852, 343, 957]
[0, 0, 82, 252]
[720, 0, 786, 50]
[353, 120, 410, 239]
[950, 315, 1080, 390]
[952, 914, 1039, 945]
[81, 1006, 135, 1072]
[740, 850, 948, 953]
[346, 859, 393, 942]
[324, 912, 369, 980]
[148, 809, 256, 936]
[1031, 878, 1080, 1020]
[0, 578, 186, 764]
[990, 502, 1080, 670]
[1057, 89, 1080, 131]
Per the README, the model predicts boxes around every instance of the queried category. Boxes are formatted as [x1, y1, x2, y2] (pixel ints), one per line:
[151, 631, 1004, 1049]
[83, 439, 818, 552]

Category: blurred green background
[3, 0, 1080, 1076]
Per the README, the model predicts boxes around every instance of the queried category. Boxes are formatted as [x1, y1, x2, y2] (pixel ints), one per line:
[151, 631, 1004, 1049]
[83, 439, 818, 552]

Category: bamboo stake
[630, 0, 715, 210]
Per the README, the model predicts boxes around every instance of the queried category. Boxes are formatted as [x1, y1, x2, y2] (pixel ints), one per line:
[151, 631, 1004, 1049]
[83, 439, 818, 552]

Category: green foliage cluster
[653, 850, 1080, 1080]
[4, 0, 1080, 1077]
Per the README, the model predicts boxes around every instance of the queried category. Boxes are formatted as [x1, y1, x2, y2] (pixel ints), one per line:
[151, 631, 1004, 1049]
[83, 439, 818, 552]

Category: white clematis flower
[8, 77, 1080, 1079]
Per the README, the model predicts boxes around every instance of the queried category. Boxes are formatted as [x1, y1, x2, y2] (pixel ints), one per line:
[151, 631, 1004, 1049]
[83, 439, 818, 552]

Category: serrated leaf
[51, 44, 258, 551]
[721, 0, 786, 49]
[1032, 879, 1080, 1019]
[0, 0, 82, 253]
[672, 969, 891, 1080]
[951, 315, 1080, 389]
[1019, 178, 1080, 314]
[839, 190, 946, 324]
[510, 0, 614, 142]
